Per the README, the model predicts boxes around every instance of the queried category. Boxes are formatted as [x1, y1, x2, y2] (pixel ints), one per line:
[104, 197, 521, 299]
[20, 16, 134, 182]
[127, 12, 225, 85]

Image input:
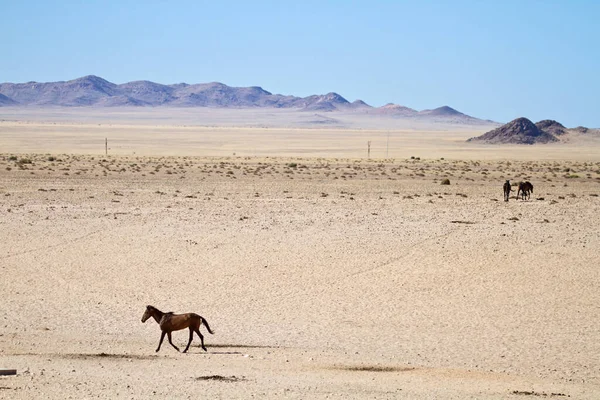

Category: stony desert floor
[1, 151, 599, 399]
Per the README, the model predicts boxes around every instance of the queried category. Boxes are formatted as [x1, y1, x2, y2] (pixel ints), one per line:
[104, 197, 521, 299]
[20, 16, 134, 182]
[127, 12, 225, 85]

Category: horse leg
[167, 332, 180, 352]
[156, 331, 166, 352]
[183, 328, 194, 353]
[195, 328, 207, 351]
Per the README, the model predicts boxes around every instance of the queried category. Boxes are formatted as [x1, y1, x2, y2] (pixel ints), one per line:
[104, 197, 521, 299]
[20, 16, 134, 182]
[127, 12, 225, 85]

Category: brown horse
[517, 181, 533, 200]
[141, 305, 214, 353]
[503, 180, 512, 202]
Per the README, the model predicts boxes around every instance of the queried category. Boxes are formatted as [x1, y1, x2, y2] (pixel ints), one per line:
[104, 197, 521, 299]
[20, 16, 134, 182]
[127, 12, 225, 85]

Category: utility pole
[386, 131, 390, 158]
[367, 141, 371, 159]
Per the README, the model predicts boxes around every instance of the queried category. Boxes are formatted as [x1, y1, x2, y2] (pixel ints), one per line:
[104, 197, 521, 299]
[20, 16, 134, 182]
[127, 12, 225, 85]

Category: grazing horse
[503, 180, 512, 201]
[517, 181, 534, 200]
[141, 305, 214, 353]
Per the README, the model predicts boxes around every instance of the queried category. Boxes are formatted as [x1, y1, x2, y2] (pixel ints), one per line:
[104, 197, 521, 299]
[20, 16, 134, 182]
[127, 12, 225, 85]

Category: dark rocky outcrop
[468, 117, 558, 144]
[535, 119, 567, 136]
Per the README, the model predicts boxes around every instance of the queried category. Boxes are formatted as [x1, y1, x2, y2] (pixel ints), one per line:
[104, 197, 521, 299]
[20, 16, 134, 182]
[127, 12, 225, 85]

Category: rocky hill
[468, 117, 595, 144]
[535, 119, 567, 136]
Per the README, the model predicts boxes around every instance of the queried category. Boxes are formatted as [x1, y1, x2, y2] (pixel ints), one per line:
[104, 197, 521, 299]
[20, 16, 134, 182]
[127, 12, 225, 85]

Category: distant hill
[298, 92, 351, 111]
[418, 106, 463, 117]
[416, 106, 484, 124]
[372, 103, 418, 117]
[367, 103, 488, 124]
[0, 75, 492, 124]
[349, 99, 372, 109]
[468, 117, 596, 144]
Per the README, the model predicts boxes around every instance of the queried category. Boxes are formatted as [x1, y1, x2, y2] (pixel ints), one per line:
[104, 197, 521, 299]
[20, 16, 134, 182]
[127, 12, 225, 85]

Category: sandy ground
[1, 109, 600, 399]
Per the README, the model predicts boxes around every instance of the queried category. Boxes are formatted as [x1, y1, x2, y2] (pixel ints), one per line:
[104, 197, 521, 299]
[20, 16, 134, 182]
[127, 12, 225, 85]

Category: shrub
[440, 178, 451, 185]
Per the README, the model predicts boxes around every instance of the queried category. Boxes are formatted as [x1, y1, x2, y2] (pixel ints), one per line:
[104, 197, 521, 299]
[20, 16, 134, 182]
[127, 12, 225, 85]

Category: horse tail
[202, 317, 215, 334]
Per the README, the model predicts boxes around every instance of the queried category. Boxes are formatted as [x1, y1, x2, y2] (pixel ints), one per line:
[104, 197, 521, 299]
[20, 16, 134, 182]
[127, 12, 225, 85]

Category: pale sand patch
[0, 110, 599, 398]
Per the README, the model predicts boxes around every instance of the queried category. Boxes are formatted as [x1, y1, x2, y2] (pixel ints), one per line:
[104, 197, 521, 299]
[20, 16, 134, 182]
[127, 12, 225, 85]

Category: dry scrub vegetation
[2, 153, 600, 188]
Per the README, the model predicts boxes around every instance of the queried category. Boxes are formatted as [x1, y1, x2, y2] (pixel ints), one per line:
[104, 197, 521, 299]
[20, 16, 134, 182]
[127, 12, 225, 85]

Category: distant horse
[141, 305, 214, 353]
[503, 180, 512, 201]
[517, 181, 533, 200]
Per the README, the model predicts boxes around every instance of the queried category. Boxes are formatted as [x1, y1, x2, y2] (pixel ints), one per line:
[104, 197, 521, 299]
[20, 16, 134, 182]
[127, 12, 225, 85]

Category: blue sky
[2, 1, 599, 126]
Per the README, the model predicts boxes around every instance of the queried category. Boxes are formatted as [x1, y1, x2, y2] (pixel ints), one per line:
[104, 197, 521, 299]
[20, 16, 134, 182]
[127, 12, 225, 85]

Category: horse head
[141, 305, 154, 323]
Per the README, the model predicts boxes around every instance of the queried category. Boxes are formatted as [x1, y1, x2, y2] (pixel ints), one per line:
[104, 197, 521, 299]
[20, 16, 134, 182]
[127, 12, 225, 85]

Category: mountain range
[0, 75, 488, 124]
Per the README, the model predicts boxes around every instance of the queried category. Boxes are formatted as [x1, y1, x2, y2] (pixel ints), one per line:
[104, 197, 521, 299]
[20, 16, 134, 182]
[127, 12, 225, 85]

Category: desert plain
[1, 108, 599, 399]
